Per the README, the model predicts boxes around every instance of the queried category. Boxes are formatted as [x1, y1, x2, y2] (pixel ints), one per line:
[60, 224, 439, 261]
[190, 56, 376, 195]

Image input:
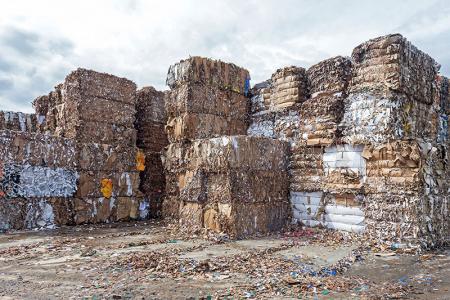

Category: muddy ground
[0, 221, 449, 299]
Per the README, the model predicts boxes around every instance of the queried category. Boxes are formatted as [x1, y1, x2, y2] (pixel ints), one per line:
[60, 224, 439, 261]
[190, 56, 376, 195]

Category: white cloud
[0, 0, 449, 113]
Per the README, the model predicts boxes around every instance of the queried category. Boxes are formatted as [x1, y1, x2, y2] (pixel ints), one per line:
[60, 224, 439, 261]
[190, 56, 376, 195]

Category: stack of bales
[339, 34, 448, 247]
[0, 130, 77, 230]
[165, 56, 249, 142]
[0, 111, 38, 133]
[51, 69, 144, 224]
[135, 87, 168, 218]
[163, 57, 291, 237]
[290, 57, 361, 232]
[248, 66, 308, 144]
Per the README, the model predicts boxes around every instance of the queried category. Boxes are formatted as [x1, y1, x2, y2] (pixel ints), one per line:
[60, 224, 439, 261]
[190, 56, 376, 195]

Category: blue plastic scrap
[244, 76, 251, 96]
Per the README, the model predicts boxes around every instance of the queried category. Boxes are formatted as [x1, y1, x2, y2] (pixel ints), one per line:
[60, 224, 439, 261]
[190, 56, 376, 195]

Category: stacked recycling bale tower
[248, 34, 449, 248]
[163, 57, 291, 237]
[51, 69, 145, 223]
[135, 87, 168, 218]
[339, 34, 448, 248]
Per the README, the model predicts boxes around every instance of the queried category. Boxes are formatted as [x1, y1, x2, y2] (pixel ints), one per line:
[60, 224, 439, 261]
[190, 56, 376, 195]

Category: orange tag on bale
[136, 150, 146, 171]
[101, 178, 113, 199]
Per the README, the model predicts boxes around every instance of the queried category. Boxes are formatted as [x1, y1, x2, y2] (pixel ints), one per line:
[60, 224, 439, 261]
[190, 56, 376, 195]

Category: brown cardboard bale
[166, 56, 250, 95]
[73, 197, 141, 224]
[177, 169, 286, 205]
[161, 195, 181, 219]
[250, 81, 271, 114]
[0, 111, 38, 133]
[165, 83, 248, 120]
[270, 66, 308, 108]
[76, 171, 141, 198]
[179, 201, 203, 228]
[299, 93, 344, 143]
[136, 122, 168, 152]
[164, 136, 289, 173]
[63, 68, 136, 104]
[290, 146, 324, 192]
[350, 34, 439, 104]
[33, 95, 50, 116]
[307, 56, 352, 96]
[67, 121, 137, 146]
[136, 86, 166, 124]
[76, 143, 141, 172]
[363, 141, 422, 194]
[0, 197, 74, 230]
[165, 113, 247, 143]
[73, 96, 136, 126]
[202, 201, 290, 238]
[0, 198, 27, 230]
[0, 131, 77, 168]
[139, 151, 165, 217]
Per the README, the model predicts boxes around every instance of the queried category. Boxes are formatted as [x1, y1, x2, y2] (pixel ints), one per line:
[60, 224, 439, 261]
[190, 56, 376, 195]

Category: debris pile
[135, 87, 168, 218]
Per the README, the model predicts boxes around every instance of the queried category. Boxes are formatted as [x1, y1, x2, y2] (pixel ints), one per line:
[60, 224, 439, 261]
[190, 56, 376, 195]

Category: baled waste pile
[248, 34, 449, 248]
[0, 33, 448, 250]
[163, 136, 290, 237]
[165, 56, 250, 142]
[135, 87, 168, 218]
[1, 69, 168, 230]
[52, 69, 144, 224]
[162, 57, 291, 237]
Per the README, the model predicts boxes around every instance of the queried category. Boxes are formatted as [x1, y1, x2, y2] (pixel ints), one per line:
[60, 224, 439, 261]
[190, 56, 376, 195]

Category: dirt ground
[0, 221, 449, 300]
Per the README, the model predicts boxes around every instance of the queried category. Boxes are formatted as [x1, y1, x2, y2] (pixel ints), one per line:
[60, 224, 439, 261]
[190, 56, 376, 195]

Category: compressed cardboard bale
[247, 110, 275, 138]
[63, 68, 136, 104]
[163, 136, 290, 236]
[299, 94, 344, 145]
[76, 171, 141, 198]
[270, 66, 308, 108]
[165, 113, 247, 143]
[202, 201, 290, 238]
[289, 145, 324, 192]
[65, 121, 137, 147]
[307, 56, 352, 97]
[0, 197, 74, 230]
[362, 141, 422, 194]
[76, 143, 142, 172]
[139, 151, 165, 218]
[73, 197, 142, 224]
[0, 131, 77, 168]
[0, 198, 27, 230]
[350, 34, 439, 104]
[136, 122, 168, 152]
[163, 136, 289, 174]
[166, 83, 248, 120]
[43, 85, 64, 134]
[249, 81, 271, 114]
[0, 111, 38, 133]
[166, 56, 250, 95]
[53, 69, 137, 144]
[136, 86, 166, 124]
[175, 169, 289, 205]
[0, 163, 78, 199]
[339, 91, 439, 144]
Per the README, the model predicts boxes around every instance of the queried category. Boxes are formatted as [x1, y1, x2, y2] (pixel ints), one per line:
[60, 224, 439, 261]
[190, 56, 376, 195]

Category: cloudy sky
[1, 0, 449, 113]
